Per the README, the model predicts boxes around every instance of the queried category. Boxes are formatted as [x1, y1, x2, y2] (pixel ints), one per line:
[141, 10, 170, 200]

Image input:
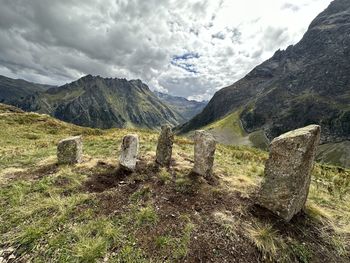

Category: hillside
[0, 75, 53, 104]
[0, 103, 349, 262]
[178, 0, 350, 151]
[15, 75, 184, 129]
[154, 91, 207, 122]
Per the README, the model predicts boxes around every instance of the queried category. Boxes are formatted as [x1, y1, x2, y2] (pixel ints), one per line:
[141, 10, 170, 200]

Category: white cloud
[0, 0, 332, 99]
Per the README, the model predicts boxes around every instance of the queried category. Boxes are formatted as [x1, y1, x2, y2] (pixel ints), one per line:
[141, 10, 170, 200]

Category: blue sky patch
[171, 52, 200, 73]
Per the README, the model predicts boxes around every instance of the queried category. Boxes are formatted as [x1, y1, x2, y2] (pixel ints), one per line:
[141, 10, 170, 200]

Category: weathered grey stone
[156, 125, 174, 167]
[193, 130, 216, 178]
[257, 125, 321, 221]
[119, 134, 139, 171]
[57, 136, 83, 165]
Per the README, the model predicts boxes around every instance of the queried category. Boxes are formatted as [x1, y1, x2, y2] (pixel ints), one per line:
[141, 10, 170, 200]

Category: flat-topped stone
[275, 125, 320, 140]
[257, 125, 321, 221]
[57, 136, 83, 165]
[156, 125, 174, 167]
[193, 130, 216, 178]
[119, 134, 139, 171]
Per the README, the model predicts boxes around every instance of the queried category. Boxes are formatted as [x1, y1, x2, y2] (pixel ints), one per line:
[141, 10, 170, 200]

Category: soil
[5, 158, 348, 262]
[80, 158, 348, 263]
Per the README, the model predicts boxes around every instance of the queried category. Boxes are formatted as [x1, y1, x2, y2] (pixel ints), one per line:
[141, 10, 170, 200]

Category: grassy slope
[0, 104, 349, 262]
[203, 111, 269, 150]
[201, 111, 349, 168]
[317, 141, 350, 168]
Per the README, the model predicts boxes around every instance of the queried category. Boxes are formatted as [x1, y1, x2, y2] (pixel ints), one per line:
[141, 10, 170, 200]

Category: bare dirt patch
[86, 159, 348, 263]
[16, 156, 346, 263]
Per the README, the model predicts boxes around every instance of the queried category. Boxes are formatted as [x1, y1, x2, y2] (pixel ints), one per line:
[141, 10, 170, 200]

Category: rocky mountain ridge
[0, 75, 53, 104]
[0, 74, 209, 129]
[178, 0, 350, 145]
[15, 75, 184, 129]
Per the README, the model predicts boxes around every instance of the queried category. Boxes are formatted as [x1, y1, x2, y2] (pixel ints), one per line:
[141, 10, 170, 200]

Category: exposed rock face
[15, 75, 184, 129]
[193, 130, 216, 178]
[257, 125, 321, 221]
[156, 125, 174, 167]
[57, 136, 83, 165]
[119, 134, 139, 171]
[178, 0, 350, 145]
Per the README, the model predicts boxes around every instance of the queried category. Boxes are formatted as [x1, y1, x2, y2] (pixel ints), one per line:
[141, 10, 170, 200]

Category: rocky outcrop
[257, 125, 321, 221]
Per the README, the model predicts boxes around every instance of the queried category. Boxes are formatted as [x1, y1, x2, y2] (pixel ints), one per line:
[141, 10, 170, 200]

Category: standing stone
[193, 130, 216, 178]
[57, 136, 83, 165]
[156, 125, 174, 167]
[257, 125, 321, 221]
[119, 134, 139, 171]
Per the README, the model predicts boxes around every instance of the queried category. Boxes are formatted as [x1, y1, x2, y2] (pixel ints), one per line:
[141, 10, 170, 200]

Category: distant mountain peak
[10, 76, 184, 129]
[154, 91, 207, 121]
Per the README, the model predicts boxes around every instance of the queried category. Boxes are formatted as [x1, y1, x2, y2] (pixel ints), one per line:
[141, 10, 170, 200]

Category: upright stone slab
[156, 125, 174, 167]
[193, 130, 216, 178]
[57, 136, 83, 165]
[119, 134, 139, 171]
[257, 125, 321, 221]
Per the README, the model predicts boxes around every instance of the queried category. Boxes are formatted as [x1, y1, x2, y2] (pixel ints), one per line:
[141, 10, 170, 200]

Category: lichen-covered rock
[193, 130, 216, 178]
[57, 136, 83, 165]
[156, 125, 174, 167]
[257, 125, 321, 221]
[119, 134, 139, 171]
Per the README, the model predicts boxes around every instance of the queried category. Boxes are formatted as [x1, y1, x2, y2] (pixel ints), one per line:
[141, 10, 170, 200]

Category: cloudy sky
[0, 0, 332, 100]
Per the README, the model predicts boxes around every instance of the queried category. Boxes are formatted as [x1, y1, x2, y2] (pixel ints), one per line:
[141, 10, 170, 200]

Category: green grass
[245, 222, 286, 261]
[206, 110, 246, 136]
[0, 104, 349, 262]
[317, 141, 350, 168]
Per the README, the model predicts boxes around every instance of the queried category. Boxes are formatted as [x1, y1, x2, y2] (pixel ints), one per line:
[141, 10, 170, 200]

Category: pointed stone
[156, 125, 174, 167]
[57, 136, 83, 165]
[119, 134, 139, 171]
[257, 125, 321, 221]
[193, 130, 216, 178]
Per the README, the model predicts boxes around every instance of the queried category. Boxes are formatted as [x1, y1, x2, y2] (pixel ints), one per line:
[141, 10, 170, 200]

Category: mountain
[0, 75, 53, 104]
[178, 0, 350, 145]
[0, 103, 349, 262]
[154, 91, 207, 122]
[15, 75, 185, 129]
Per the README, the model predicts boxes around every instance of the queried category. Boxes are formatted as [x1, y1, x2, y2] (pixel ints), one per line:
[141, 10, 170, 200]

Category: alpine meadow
[0, 0, 349, 262]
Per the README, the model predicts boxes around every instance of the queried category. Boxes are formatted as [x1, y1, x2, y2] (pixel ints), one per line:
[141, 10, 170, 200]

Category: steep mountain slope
[17, 75, 184, 129]
[179, 0, 350, 145]
[0, 75, 53, 104]
[154, 91, 207, 122]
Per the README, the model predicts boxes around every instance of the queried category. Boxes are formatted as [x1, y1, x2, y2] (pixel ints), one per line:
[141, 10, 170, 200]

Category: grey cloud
[159, 74, 222, 100]
[228, 28, 242, 43]
[212, 31, 226, 40]
[0, 0, 331, 100]
[0, 0, 176, 85]
[261, 26, 289, 52]
[281, 3, 300, 12]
